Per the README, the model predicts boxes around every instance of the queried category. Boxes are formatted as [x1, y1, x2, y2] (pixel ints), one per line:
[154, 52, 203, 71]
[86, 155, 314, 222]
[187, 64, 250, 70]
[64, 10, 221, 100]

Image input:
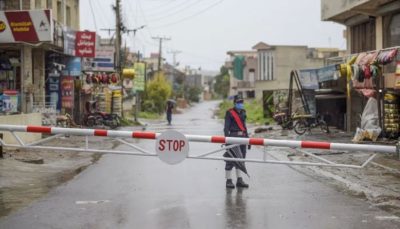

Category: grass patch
[138, 111, 162, 120]
[217, 100, 272, 125]
[119, 116, 135, 126]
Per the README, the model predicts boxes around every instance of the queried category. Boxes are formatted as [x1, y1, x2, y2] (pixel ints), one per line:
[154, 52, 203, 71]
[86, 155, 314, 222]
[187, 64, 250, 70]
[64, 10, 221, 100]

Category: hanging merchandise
[110, 73, 118, 84]
[85, 73, 92, 84]
[375, 49, 398, 65]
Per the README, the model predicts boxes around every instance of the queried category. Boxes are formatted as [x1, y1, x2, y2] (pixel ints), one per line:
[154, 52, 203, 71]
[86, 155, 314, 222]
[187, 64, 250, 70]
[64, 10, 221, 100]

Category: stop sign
[156, 130, 189, 165]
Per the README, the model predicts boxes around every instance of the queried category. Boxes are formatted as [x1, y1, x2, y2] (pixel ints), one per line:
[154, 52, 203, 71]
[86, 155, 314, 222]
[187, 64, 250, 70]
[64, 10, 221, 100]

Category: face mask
[235, 103, 244, 110]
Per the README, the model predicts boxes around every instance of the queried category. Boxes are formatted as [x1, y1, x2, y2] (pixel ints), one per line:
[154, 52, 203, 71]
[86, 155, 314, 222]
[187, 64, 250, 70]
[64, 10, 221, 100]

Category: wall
[0, 113, 42, 144]
[255, 46, 325, 100]
[321, 0, 370, 21]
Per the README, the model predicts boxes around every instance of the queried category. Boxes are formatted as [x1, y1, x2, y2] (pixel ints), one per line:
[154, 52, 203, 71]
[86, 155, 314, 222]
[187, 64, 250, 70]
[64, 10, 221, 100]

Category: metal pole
[0, 133, 3, 158]
[115, 0, 123, 118]
[0, 125, 397, 154]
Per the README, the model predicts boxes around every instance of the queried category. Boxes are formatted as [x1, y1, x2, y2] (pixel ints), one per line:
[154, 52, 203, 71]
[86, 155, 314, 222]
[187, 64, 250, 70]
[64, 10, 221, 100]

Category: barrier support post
[0, 133, 3, 158]
[396, 138, 400, 160]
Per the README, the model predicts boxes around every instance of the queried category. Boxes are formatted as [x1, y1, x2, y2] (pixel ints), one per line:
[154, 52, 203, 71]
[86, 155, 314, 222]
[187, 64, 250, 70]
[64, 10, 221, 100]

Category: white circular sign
[156, 130, 189, 165]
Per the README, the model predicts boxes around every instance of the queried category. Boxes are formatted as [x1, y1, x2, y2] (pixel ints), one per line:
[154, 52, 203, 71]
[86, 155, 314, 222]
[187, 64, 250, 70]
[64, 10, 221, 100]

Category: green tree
[214, 66, 230, 98]
[185, 86, 202, 102]
[142, 72, 172, 114]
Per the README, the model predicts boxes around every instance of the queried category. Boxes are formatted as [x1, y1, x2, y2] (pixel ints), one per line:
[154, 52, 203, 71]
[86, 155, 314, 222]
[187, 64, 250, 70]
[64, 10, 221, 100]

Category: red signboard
[0, 10, 53, 43]
[61, 76, 74, 109]
[75, 31, 96, 57]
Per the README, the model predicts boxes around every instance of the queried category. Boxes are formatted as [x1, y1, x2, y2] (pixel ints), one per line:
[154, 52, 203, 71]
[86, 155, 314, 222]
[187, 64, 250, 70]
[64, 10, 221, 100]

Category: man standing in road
[166, 100, 174, 125]
[224, 95, 249, 189]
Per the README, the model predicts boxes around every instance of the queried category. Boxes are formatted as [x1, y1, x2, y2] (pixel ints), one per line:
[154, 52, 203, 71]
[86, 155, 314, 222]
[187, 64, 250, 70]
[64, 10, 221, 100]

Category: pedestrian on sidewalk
[166, 100, 174, 125]
[223, 94, 250, 189]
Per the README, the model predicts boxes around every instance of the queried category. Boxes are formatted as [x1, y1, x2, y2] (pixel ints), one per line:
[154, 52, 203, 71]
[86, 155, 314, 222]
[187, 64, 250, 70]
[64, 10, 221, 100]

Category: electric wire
[89, 0, 98, 32]
[146, 0, 208, 23]
[149, 0, 225, 29]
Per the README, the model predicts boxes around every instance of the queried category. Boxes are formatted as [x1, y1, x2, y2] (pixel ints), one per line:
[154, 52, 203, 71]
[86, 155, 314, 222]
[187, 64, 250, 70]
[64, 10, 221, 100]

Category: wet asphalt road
[1, 101, 400, 229]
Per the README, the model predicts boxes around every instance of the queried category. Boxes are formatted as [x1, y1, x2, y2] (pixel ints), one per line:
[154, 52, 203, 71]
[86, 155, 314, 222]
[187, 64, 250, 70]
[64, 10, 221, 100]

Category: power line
[88, 0, 98, 32]
[146, 0, 207, 23]
[150, 0, 225, 29]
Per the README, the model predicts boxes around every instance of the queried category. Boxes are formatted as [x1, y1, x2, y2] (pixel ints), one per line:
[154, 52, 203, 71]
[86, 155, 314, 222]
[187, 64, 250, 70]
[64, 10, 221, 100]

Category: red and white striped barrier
[0, 125, 396, 154]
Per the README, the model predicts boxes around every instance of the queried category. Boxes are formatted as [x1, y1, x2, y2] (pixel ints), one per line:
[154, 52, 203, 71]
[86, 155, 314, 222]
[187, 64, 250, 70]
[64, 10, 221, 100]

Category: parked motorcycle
[293, 114, 329, 135]
[82, 101, 120, 129]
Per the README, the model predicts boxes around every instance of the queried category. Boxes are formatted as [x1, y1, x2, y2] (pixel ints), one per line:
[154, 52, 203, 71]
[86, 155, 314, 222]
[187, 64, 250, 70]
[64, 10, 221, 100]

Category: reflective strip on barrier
[0, 125, 396, 154]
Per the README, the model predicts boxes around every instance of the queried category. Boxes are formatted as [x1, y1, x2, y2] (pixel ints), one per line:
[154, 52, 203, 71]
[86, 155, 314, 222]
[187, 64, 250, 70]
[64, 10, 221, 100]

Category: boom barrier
[0, 125, 398, 169]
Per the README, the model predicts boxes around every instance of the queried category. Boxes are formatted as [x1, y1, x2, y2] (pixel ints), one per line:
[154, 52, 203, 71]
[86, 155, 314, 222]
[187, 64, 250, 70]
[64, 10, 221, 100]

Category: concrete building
[252, 42, 342, 109]
[321, 0, 400, 131]
[225, 50, 257, 99]
[0, 0, 80, 142]
[321, 0, 399, 53]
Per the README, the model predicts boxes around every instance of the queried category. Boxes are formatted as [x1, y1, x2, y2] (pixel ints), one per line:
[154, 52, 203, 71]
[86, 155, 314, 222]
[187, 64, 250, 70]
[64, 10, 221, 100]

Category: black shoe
[236, 177, 249, 188]
[226, 179, 235, 189]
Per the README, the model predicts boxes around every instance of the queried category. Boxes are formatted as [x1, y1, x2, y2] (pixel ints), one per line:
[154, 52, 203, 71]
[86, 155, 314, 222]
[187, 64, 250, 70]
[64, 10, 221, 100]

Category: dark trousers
[166, 112, 172, 124]
[225, 144, 247, 171]
[224, 132, 247, 171]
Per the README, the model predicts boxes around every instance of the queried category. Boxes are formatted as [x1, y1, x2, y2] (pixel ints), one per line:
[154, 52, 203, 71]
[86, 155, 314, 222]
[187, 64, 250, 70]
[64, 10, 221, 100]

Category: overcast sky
[80, 0, 346, 72]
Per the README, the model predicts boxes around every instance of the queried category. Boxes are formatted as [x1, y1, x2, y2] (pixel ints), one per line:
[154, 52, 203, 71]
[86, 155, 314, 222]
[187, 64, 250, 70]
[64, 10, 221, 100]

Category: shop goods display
[84, 73, 119, 85]
[383, 92, 400, 137]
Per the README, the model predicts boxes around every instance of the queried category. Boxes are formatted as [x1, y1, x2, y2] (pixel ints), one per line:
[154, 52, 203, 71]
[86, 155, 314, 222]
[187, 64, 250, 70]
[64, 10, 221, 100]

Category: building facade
[225, 51, 257, 99]
[0, 0, 80, 142]
[322, 0, 400, 132]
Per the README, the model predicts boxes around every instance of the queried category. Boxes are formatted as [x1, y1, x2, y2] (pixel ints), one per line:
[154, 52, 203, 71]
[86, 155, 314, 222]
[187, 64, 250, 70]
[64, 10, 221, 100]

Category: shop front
[0, 9, 54, 142]
[0, 48, 21, 114]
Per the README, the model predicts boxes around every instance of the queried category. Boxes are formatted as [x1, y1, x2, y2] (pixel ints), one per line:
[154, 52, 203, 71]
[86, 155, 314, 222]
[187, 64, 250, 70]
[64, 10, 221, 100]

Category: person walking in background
[223, 95, 250, 189]
[166, 100, 174, 125]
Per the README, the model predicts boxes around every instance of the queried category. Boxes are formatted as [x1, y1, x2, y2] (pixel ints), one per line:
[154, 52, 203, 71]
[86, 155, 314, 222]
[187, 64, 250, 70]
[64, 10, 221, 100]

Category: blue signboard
[63, 57, 81, 76]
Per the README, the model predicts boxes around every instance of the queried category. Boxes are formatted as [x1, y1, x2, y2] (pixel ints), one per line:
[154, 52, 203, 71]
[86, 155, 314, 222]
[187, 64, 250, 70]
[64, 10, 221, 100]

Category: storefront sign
[82, 45, 114, 72]
[75, 31, 96, 57]
[133, 62, 146, 91]
[0, 10, 53, 43]
[2, 90, 18, 113]
[64, 57, 81, 76]
[61, 76, 74, 109]
[63, 27, 76, 56]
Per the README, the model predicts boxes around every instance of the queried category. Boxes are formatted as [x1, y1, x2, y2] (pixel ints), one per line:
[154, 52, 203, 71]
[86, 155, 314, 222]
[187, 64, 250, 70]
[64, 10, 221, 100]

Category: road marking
[375, 215, 400, 220]
[75, 200, 111, 205]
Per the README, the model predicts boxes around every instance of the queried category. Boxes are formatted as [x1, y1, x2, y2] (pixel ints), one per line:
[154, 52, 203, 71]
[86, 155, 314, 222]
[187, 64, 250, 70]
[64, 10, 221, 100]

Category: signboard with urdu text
[0, 10, 53, 43]
[75, 31, 96, 57]
[133, 62, 146, 91]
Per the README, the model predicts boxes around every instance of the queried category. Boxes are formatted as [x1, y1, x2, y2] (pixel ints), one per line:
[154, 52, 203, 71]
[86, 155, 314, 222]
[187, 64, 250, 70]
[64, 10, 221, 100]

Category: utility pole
[102, 21, 146, 121]
[113, 0, 123, 117]
[168, 50, 181, 67]
[152, 36, 171, 72]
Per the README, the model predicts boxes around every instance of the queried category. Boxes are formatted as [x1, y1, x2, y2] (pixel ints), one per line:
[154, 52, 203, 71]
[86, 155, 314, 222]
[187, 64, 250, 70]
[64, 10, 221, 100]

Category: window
[57, 1, 63, 23]
[35, 0, 42, 9]
[66, 6, 71, 26]
[384, 12, 400, 48]
[350, 18, 376, 53]
[0, 0, 5, 10]
[258, 51, 274, 81]
[46, 0, 52, 9]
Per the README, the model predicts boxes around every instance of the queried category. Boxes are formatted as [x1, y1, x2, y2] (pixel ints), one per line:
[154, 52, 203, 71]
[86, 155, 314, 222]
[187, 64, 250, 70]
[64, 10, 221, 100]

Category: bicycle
[293, 114, 330, 135]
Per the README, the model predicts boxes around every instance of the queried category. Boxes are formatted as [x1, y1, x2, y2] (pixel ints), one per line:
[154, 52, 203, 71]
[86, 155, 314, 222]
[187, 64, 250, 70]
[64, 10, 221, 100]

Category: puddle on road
[0, 154, 101, 218]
